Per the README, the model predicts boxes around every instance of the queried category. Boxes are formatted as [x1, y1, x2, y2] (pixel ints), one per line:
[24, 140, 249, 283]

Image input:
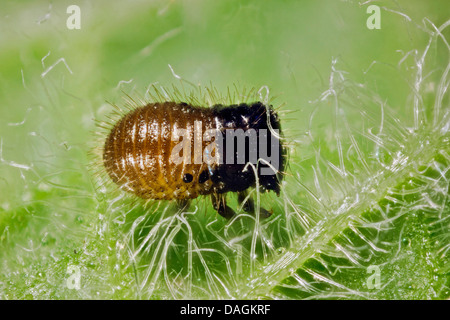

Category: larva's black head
[211, 102, 285, 195]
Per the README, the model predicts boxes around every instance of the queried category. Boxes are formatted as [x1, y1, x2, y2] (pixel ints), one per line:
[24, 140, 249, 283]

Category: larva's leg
[238, 191, 254, 212]
[237, 191, 273, 219]
[211, 193, 235, 219]
[176, 199, 191, 212]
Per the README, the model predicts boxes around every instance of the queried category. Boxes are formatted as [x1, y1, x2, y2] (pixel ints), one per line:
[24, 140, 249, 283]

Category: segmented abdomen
[103, 102, 215, 200]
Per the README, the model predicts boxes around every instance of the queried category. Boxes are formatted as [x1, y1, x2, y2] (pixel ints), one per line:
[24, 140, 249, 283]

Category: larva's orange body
[103, 102, 215, 200]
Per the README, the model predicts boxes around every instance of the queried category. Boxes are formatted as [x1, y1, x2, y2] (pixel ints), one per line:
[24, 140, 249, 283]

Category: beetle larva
[103, 101, 285, 219]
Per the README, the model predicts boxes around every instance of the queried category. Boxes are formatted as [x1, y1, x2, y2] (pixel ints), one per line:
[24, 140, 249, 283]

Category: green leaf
[0, 0, 448, 300]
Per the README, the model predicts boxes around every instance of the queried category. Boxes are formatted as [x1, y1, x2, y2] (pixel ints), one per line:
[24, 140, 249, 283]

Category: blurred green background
[0, 0, 449, 299]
